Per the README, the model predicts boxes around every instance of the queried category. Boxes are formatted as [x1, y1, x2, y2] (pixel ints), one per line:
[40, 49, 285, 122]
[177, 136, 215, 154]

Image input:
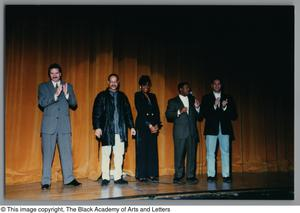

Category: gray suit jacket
[165, 95, 201, 142]
[38, 81, 77, 134]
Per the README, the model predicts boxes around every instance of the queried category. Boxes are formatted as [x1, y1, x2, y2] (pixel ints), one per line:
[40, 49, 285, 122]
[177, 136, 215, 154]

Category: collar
[179, 94, 188, 99]
[213, 91, 221, 98]
[109, 89, 118, 96]
[51, 80, 61, 87]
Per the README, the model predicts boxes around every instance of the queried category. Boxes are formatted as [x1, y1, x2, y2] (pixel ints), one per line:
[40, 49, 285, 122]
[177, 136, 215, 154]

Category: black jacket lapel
[176, 96, 185, 110]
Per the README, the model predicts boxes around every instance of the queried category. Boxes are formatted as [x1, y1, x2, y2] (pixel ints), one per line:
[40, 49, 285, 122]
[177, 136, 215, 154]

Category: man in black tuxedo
[165, 82, 201, 184]
[200, 77, 237, 183]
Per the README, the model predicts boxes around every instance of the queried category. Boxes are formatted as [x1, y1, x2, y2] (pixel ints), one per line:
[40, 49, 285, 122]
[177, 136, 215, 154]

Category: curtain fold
[5, 6, 293, 185]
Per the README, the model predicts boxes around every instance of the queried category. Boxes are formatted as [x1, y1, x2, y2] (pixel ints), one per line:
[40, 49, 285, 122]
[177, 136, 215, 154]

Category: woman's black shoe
[149, 177, 159, 183]
[137, 177, 148, 182]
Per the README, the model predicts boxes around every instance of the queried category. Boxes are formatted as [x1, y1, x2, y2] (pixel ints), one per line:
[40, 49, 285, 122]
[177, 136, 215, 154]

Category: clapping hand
[55, 84, 63, 96]
[222, 99, 228, 109]
[214, 97, 221, 108]
[63, 83, 68, 95]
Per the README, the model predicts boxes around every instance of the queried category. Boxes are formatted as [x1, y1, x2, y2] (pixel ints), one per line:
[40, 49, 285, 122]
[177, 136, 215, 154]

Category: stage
[5, 172, 293, 200]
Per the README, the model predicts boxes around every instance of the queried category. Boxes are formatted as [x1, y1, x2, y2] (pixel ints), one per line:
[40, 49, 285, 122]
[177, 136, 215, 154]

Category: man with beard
[200, 77, 237, 183]
[165, 82, 201, 185]
[92, 74, 136, 186]
[38, 63, 81, 190]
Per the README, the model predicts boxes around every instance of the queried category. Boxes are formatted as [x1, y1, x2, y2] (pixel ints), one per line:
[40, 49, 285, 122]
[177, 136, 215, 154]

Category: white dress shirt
[177, 94, 200, 116]
[179, 94, 189, 109]
[177, 94, 189, 116]
[213, 91, 221, 99]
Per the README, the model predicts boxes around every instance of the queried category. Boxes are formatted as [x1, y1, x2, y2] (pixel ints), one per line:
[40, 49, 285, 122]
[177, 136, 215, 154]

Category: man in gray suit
[38, 63, 81, 190]
[165, 82, 201, 184]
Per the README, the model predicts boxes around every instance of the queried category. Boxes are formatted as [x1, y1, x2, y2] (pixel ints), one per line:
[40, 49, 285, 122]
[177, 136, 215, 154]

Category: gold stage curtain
[5, 6, 294, 185]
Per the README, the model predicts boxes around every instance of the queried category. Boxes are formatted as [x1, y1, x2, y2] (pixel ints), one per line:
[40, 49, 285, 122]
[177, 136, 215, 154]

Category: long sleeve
[152, 94, 162, 126]
[200, 95, 216, 120]
[67, 84, 77, 108]
[134, 92, 151, 127]
[134, 92, 144, 114]
[38, 84, 57, 108]
[220, 96, 238, 121]
[124, 95, 134, 129]
[92, 94, 104, 130]
[165, 99, 178, 122]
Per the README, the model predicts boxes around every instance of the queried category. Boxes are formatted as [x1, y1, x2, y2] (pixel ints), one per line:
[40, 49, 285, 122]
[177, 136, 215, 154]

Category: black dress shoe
[114, 178, 128, 184]
[136, 177, 148, 182]
[186, 177, 199, 184]
[65, 179, 82, 186]
[41, 184, 50, 190]
[148, 177, 159, 183]
[207, 176, 216, 182]
[101, 179, 110, 186]
[223, 176, 232, 183]
[173, 178, 184, 184]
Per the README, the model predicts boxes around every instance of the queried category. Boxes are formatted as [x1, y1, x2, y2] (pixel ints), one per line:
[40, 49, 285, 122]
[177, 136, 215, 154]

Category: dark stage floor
[5, 172, 294, 200]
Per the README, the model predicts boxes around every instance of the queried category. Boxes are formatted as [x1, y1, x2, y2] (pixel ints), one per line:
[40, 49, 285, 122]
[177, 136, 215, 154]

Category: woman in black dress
[134, 75, 161, 182]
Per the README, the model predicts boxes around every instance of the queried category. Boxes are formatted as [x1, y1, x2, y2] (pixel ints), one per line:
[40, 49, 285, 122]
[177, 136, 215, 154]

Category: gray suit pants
[174, 136, 197, 179]
[41, 132, 74, 185]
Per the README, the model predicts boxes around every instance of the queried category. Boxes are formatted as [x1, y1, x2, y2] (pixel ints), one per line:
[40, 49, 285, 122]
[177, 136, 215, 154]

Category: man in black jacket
[92, 74, 136, 186]
[200, 77, 237, 183]
[165, 82, 201, 184]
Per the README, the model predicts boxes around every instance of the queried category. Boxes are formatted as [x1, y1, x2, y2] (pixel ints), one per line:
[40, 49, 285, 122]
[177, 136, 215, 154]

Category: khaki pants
[101, 134, 125, 180]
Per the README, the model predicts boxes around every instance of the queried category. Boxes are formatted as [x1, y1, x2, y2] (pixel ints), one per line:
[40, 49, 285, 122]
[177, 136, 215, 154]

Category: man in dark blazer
[38, 63, 81, 190]
[200, 77, 237, 183]
[165, 82, 201, 184]
[92, 74, 136, 186]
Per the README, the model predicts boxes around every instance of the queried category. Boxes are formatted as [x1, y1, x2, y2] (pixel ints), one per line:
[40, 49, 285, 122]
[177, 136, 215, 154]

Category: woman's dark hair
[48, 63, 62, 77]
[138, 75, 152, 86]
